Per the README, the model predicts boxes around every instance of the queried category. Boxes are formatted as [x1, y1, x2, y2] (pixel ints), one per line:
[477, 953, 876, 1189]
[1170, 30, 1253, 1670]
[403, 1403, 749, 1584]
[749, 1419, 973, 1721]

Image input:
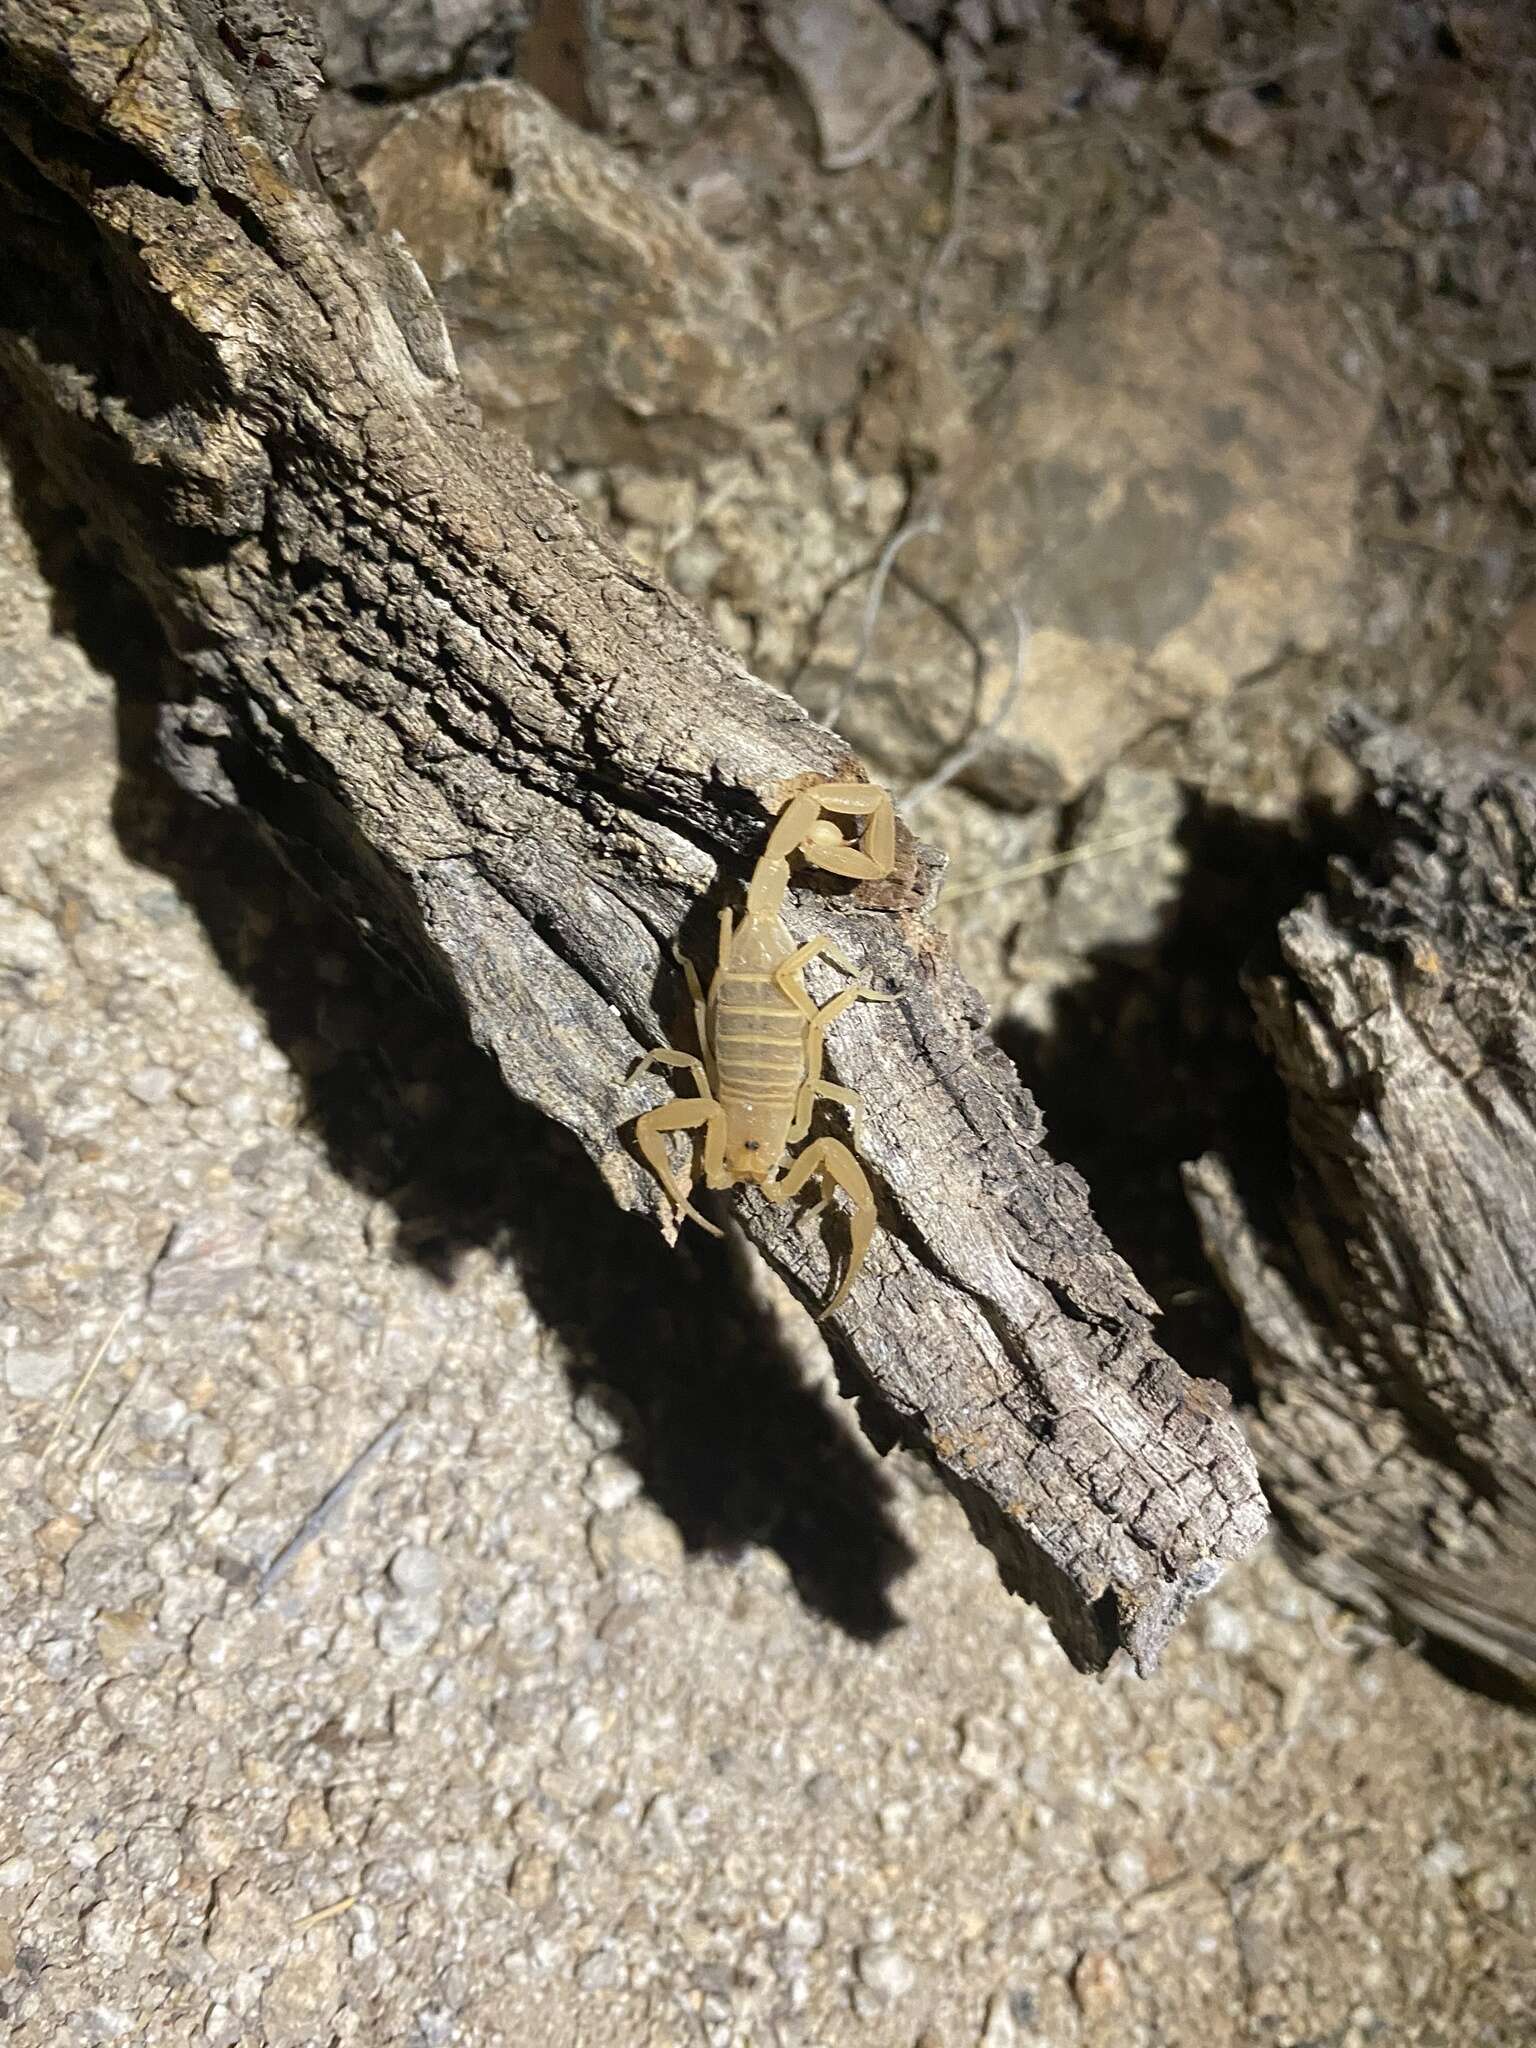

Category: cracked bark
[0, 0, 1265, 1672]
[1189, 712, 1536, 1692]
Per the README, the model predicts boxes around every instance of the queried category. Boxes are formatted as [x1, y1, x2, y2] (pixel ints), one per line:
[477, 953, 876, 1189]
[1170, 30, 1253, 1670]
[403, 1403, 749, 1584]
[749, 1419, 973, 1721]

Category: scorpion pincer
[628, 781, 896, 1317]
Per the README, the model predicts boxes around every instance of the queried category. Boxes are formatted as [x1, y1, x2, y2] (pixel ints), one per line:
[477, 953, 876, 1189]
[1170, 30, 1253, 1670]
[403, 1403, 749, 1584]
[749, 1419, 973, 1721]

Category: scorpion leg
[633, 1094, 726, 1240]
[764, 1136, 878, 1319]
[772, 936, 895, 1019]
[789, 985, 884, 1140]
[771, 965, 892, 1142]
[630, 1046, 713, 1095]
[773, 933, 860, 991]
[790, 1079, 863, 1148]
[630, 1049, 725, 1237]
[671, 946, 711, 1073]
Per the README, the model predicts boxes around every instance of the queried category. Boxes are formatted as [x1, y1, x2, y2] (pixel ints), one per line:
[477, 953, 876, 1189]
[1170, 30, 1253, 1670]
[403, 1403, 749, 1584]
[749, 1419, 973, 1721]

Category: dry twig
[256, 1411, 410, 1599]
[902, 603, 1030, 817]
[39, 1305, 131, 1470]
[941, 824, 1172, 904]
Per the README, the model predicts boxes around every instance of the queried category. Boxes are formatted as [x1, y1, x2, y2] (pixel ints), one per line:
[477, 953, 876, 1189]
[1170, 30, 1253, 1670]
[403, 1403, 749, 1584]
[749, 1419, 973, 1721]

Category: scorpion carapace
[629, 781, 896, 1318]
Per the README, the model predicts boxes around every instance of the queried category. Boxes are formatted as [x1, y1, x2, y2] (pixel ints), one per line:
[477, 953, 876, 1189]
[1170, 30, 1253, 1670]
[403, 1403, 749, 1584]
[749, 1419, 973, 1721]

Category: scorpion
[629, 781, 897, 1318]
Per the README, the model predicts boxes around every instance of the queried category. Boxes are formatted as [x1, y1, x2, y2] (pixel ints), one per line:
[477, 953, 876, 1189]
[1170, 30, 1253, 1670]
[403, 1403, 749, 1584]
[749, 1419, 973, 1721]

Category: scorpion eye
[744, 1140, 759, 1151]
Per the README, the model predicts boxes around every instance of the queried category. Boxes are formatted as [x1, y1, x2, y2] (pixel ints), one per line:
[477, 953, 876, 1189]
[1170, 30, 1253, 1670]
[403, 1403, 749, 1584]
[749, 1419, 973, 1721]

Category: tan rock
[822, 204, 1377, 804]
[261, 1928, 345, 2046]
[851, 322, 971, 477]
[1202, 86, 1272, 150]
[762, 0, 940, 171]
[1071, 1946, 1127, 2024]
[1493, 596, 1536, 706]
[360, 83, 778, 467]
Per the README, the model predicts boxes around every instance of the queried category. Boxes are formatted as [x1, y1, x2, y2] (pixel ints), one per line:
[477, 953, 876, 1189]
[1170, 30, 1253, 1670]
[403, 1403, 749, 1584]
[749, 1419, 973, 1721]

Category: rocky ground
[4, 3, 1536, 2044]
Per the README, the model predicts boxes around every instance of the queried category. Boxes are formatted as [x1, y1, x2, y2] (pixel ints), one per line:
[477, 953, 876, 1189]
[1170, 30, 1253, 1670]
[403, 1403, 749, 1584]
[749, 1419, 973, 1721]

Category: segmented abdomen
[713, 970, 805, 1105]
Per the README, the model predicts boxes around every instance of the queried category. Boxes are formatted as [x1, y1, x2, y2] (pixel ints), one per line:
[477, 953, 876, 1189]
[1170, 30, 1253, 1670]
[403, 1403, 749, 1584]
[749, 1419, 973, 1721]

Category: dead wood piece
[0, 0, 1264, 1672]
[1188, 710, 1536, 1690]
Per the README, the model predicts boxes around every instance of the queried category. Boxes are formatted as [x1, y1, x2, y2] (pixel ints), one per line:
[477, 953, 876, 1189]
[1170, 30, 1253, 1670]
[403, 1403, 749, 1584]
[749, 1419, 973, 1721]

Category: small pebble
[81, 1900, 134, 1964]
[561, 1705, 606, 1756]
[96, 1610, 154, 1672]
[957, 1712, 1008, 1781]
[569, 1386, 633, 1451]
[783, 1910, 824, 1951]
[203, 2002, 239, 2048]
[574, 1944, 627, 1991]
[124, 1065, 177, 1106]
[262, 1932, 345, 2041]
[34, 1514, 83, 1560]
[4, 1347, 72, 1399]
[587, 1500, 684, 1577]
[149, 1213, 263, 1316]
[979, 1990, 1020, 2046]
[31, 1635, 82, 1680]
[508, 1848, 557, 1911]
[1421, 1837, 1469, 1880]
[667, 530, 726, 601]
[1469, 1868, 1512, 1913]
[856, 1944, 916, 2001]
[205, 1877, 289, 1967]
[0, 901, 65, 975]
[612, 472, 697, 532]
[686, 167, 751, 237]
[124, 1826, 181, 1886]
[582, 1453, 642, 1515]
[1202, 87, 1271, 151]
[80, 2008, 132, 2041]
[1071, 1948, 1126, 2021]
[388, 1544, 444, 1598]
[376, 1601, 441, 1657]
[283, 1793, 332, 1852]
[1200, 1600, 1252, 1656]
[189, 1616, 244, 1674]
[64, 1525, 160, 1613]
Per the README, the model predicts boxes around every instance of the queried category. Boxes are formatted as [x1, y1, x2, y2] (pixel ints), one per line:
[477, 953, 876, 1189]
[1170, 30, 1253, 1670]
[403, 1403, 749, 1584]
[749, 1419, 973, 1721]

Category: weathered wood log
[1188, 711, 1536, 1691]
[0, 0, 1264, 1672]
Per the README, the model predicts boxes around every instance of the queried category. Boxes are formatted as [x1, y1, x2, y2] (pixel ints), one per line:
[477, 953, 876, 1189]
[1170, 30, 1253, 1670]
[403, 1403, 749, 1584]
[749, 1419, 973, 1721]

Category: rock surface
[817, 205, 1378, 805]
[313, 0, 526, 95]
[762, 0, 941, 170]
[359, 81, 780, 465]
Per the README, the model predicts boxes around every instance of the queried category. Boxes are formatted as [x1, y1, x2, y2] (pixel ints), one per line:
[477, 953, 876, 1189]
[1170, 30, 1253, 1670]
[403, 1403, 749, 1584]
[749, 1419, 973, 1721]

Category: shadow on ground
[13, 494, 915, 1640]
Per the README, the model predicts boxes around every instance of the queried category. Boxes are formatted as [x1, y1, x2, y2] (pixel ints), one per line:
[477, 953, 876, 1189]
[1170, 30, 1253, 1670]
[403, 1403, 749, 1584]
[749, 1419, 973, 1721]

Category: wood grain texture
[1189, 711, 1536, 1690]
[0, 0, 1265, 1671]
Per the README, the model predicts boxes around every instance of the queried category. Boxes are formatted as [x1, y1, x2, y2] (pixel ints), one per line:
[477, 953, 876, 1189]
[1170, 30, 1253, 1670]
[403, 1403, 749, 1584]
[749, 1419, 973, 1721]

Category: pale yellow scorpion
[629, 781, 896, 1317]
